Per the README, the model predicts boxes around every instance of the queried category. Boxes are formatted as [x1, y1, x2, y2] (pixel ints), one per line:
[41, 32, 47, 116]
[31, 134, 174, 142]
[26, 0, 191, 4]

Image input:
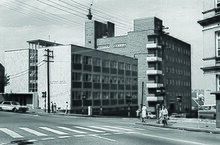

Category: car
[0, 101, 29, 113]
[147, 112, 156, 119]
[198, 104, 216, 119]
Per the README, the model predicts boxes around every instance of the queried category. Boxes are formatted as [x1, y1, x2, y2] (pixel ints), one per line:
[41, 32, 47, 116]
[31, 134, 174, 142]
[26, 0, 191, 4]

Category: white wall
[38, 45, 71, 110]
[4, 49, 29, 93]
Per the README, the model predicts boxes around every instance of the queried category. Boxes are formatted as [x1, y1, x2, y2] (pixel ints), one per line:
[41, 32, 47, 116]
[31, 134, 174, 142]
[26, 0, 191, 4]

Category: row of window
[164, 42, 190, 56]
[72, 73, 137, 85]
[165, 55, 190, 66]
[165, 79, 191, 87]
[73, 91, 137, 100]
[72, 54, 137, 71]
[166, 67, 190, 76]
[97, 43, 127, 49]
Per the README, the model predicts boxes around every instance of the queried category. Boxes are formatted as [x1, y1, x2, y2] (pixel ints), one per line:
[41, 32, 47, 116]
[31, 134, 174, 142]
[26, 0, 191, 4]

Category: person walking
[53, 103, 57, 113]
[141, 104, 147, 122]
[65, 101, 68, 114]
[160, 105, 168, 126]
[51, 102, 53, 113]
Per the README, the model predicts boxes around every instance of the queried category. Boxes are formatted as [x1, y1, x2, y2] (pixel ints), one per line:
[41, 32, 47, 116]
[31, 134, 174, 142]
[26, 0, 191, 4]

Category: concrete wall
[38, 45, 71, 110]
[4, 49, 29, 93]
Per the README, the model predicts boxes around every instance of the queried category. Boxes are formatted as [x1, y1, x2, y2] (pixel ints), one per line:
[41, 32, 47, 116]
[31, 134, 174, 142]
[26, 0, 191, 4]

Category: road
[0, 111, 220, 145]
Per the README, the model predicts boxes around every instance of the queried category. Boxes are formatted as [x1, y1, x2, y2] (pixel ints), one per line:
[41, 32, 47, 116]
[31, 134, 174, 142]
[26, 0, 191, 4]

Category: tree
[3, 74, 10, 86]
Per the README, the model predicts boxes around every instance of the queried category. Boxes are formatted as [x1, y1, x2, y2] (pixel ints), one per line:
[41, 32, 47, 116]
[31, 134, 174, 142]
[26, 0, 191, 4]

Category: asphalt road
[0, 111, 220, 145]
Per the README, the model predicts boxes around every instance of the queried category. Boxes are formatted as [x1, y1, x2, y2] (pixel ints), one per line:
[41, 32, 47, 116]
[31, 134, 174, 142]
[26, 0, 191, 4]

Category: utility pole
[44, 49, 54, 113]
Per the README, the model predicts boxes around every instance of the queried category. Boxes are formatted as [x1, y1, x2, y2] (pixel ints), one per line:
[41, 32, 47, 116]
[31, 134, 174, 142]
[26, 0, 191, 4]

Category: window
[93, 74, 100, 83]
[216, 32, 220, 56]
[83, 56, 92, 65]
[110, 61, 117, 68]
[118, 62, 124, 70]
[118, 77, 124, 84]
[110, 76, 117, 84]
[125, 63, 131, 70]
[217, 0, 220, 7]
[83, 74, 92, 82]
[93, 58, 101, 66]
[132, 64, 137, 71]
[72, 73, 82, 81]
[73, 54, 82, 63]
[102, 59, 110, 67]
[102, 75, 109, 83]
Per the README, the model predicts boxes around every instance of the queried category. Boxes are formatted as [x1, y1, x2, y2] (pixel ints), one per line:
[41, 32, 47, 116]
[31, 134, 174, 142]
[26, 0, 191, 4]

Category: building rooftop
[27, 39, 62, 47]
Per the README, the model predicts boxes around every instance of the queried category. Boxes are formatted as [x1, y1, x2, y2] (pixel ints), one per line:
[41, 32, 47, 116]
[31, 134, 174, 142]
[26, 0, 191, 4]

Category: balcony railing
[146, 56, 162, 62]
[146, 96, 163, 101]
[146, 43, 162, 49]
[146, 83, 163, 88]
[146, 70, 162, 75]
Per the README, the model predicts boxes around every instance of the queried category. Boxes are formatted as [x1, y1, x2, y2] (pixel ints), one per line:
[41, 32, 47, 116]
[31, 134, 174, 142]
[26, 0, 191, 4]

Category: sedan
[0, 101, 29, 113]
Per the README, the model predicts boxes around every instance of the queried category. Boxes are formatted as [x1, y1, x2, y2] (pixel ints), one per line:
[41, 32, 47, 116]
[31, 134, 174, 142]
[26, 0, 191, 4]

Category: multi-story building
[86, 17, 191, 113]
[4, 40, 61, 107]
[198, 0, 220, 105]
[5, 39, 138, 115]
[37, 43, 138, 115]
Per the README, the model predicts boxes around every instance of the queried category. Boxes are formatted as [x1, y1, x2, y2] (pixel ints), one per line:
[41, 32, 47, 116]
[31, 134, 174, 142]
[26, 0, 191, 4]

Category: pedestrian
[51, 102, 53, 113]
[160, 105, 168, 126]
[141, 104, 147, 122]
[100, 106, 102, 116]
[53, 103, 57, 113]
[65, 101, 68, 114]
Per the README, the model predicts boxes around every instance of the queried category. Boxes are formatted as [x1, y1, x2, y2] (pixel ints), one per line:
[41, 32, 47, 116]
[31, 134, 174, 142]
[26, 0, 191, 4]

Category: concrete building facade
[198, 0, 220, 105]
[37, 44, 138, 115]
[86, 17, 191, 113]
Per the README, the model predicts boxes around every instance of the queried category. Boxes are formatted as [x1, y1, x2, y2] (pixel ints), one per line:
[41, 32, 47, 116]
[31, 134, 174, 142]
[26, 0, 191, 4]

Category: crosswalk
[0, 125, 136, 139]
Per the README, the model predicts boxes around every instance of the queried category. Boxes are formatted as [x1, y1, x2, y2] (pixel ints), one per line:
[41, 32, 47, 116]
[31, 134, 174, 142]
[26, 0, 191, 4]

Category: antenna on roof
[87, 0, 94, 20]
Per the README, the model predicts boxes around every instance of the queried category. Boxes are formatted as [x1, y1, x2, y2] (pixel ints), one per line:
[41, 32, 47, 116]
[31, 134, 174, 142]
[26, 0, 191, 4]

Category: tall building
[198, 0, 220, 105]
[86, 17, 191, 113]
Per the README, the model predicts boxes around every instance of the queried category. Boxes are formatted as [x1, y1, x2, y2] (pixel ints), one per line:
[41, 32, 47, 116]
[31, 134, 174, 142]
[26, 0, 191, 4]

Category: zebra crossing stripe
[0, 128, 23, 138]
[39, 127, 68, 135]
[74, 126, 105, 133]
[89, 126, 119, 132]
[19, 127, 47, 136]
[104, 126, 133, 131]
[57, 126, 87, 134]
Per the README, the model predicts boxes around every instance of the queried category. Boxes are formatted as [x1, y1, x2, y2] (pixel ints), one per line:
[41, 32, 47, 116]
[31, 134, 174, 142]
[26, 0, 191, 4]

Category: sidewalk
[135, 117, 220, 134]
[28, 109, 220, 134]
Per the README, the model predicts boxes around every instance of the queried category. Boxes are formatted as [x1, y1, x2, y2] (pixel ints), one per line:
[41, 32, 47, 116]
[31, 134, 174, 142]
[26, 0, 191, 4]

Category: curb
[135, 122, 220, 134]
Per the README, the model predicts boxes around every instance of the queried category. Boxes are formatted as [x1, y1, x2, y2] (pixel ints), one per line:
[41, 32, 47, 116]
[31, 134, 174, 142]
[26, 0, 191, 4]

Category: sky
[0, 0, 203, 89]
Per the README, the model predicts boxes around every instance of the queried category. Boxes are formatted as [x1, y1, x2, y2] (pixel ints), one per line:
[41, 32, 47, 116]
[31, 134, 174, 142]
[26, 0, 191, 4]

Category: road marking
[19, 127, 47, 136]
[41, 137, 55, 140]
[104, 126, 133, 131]
[134, 132, 208, 145]
[90, 134, 116, 142]
[89, 126, 119, 132]
[39, 127, 68, 135]
[58, 136, 71, 139]
[0, 128, 23, 138]
[74, 126, 104, 133]
[57, 126, 87, 134]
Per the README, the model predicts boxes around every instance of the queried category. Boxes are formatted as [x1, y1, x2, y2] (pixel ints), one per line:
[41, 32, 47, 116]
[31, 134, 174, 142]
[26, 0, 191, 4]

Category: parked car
[147, 112, 156, 119]
[198, 104, 216, 119]
[0, 101, 29, 113]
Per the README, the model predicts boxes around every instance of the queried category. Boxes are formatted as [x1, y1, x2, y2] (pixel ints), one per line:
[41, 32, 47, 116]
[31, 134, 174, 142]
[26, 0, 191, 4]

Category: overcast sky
[0, 0, 203, 89]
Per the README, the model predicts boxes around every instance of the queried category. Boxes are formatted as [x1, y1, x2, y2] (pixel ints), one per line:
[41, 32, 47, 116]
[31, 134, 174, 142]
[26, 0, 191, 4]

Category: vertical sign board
[216, 95, 220, 128]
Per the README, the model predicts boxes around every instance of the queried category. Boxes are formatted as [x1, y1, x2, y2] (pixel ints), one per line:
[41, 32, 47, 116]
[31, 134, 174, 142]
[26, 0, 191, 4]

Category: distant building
[0, 63, 4, 93]
[86, 17, 191, 113]
[198, 0, 220, 105]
